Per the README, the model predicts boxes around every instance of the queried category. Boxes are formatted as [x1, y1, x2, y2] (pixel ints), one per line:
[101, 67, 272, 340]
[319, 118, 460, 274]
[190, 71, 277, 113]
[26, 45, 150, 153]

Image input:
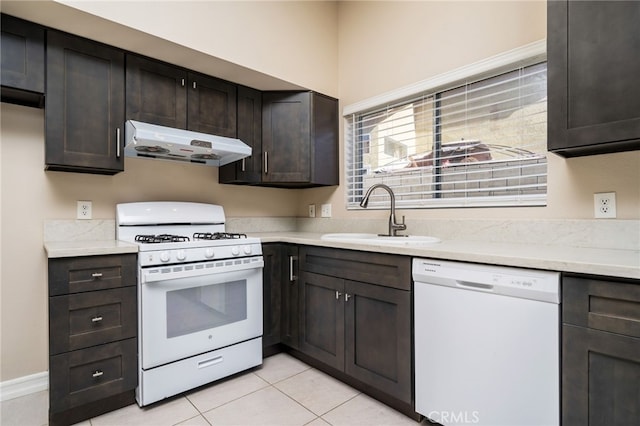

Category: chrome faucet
[359, 183, 407, 237]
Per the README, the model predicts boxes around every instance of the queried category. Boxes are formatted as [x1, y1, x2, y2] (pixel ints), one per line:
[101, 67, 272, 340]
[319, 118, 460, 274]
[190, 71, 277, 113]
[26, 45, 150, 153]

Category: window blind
[346, 60, 547, 209]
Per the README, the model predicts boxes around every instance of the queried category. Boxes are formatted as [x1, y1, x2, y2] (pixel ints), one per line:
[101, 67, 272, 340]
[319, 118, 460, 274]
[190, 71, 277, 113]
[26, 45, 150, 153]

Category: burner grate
[135, 234, 190, 244]
[193, 232, 247, 240]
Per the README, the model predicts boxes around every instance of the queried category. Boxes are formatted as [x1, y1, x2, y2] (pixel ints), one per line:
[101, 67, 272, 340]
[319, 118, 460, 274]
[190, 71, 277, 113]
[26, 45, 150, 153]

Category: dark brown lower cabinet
[280, 245, 300, 350]
[562, 274, 640, 426]
[48, 254, 137, 426]
[262, 244, 282, 350]
[262, 244, 299, 354]
[297, 246, 412, 413]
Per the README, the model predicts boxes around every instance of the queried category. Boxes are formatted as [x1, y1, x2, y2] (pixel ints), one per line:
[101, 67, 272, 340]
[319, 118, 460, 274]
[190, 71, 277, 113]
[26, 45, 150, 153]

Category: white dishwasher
[413, 258, 560, 426]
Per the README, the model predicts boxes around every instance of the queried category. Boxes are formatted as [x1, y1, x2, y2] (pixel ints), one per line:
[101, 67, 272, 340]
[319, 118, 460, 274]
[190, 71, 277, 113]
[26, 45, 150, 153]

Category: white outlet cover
[321, 204, 332, 218]
[308, 204, 316, 218]
[594, 192, 616, 219]
[77, 201, 92, 220]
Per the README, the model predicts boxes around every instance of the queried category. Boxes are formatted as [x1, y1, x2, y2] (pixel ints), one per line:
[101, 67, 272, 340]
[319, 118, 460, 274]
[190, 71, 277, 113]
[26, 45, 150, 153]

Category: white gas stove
[116, 202, 263, 407]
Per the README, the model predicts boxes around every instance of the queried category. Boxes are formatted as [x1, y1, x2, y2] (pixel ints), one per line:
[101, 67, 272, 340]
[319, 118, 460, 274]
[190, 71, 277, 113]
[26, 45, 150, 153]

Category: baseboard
[0, 371, 48, 402]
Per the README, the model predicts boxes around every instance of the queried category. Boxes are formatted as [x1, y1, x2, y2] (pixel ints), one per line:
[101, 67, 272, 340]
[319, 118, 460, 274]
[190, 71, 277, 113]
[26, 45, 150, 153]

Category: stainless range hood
[125, 120, 251, 166]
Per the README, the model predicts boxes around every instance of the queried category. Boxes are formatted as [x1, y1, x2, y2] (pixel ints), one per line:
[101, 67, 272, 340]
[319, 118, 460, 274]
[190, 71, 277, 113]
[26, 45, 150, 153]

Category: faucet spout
[359, 184, 407, 237]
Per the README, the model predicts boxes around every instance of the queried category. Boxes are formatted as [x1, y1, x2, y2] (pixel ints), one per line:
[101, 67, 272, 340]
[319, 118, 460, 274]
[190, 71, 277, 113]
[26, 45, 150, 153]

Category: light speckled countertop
[253, 232, 640, 280]
[42, 232, 639, 280]
[44, 240, 138, 258]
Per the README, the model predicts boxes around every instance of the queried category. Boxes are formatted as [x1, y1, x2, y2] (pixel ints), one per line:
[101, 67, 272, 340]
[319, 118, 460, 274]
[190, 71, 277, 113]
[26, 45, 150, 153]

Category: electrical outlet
[594, 192, 616, 219]
[308, 204, 316, 218]
[77, 201, 92, 220]
[321, 203, 332, 218]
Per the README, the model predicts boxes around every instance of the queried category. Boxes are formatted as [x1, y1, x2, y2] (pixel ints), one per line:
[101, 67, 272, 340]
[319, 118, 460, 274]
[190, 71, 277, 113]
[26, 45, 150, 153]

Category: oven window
[166, 280, 247, 338]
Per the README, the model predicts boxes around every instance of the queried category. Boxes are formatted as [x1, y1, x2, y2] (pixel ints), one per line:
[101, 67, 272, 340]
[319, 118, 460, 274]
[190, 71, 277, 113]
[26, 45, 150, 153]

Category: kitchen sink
[320, 233, 441, 246]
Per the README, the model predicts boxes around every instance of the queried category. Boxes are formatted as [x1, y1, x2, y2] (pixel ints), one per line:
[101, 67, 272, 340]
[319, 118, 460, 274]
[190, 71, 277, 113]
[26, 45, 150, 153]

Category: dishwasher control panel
[412, 258, 560, 303]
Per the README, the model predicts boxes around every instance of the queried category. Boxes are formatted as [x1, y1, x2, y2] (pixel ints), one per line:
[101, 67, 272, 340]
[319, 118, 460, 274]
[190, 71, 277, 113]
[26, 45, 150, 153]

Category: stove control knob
[160, 251, 171, 263]
[243, 245, 252, 255]
[176, 250, 187, 261]
[204, 248, 215, 259]
[231, 246, 240, 256]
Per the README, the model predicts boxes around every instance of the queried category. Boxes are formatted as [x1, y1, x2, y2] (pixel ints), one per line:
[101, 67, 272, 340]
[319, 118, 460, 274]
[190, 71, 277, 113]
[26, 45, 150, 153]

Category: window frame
[344, 40, 548, 210]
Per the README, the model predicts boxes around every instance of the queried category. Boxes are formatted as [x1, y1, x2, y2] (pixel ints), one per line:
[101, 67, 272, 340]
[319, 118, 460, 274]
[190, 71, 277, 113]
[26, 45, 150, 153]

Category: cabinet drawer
[48, 254, 136, 296]
[49, 338, 137, 413]
[563, 275, 640, 338]
[299, 246, 411, 290]
[50, 287, 137, 355]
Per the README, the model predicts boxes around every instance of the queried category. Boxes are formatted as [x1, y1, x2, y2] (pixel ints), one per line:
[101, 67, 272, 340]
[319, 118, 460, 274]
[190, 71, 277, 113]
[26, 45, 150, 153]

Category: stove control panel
[138, 241, 262, 267]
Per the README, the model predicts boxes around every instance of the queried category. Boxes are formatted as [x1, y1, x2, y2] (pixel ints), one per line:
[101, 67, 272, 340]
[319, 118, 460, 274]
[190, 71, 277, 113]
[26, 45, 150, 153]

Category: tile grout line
[186, 372, 272, 419]
[181, 395, 213, 426]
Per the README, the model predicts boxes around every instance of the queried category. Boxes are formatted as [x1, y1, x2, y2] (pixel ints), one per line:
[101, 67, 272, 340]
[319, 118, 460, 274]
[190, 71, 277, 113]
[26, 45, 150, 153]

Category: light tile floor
[1, 353, 424, 426]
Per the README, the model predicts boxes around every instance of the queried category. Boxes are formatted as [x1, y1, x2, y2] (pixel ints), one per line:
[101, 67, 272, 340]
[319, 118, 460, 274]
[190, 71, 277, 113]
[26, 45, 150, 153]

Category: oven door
[139, 256, 263, 370]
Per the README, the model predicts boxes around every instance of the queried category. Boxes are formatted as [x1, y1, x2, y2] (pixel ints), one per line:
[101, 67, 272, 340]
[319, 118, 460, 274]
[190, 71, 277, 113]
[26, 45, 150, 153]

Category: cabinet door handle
[92, 370, 104, 378]
[241, 158, 246, 172]
[91, 316, 103, 323]
[264, 152, 268, 174]
[345, 293, 351, 302]
[181, 78, 185, 87]
[116, 127, 121, 158]
[193, 81, 197, 89]
[91, 272, 103, 279]
[289, 255, 297, 282]
[336, 290, 343, 300]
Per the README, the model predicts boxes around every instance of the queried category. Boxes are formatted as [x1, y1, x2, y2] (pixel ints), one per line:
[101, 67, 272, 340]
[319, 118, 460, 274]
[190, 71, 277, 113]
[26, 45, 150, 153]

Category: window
[345, 43, 547, 209]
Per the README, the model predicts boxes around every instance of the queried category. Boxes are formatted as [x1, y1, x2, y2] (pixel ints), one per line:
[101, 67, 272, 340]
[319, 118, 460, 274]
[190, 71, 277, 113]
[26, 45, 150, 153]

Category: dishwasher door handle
[456, 280, 494, 291]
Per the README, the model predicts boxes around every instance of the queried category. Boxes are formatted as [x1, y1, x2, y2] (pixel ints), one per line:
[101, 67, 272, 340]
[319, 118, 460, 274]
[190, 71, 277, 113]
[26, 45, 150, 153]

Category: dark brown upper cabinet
[1, 14, 45, 108]
[45, 31, 125, 175]
[260, 91, 339, 187]
[219, 85, 262, 183]
[547, 1, 640, 157]
[126, 54, 237, 137]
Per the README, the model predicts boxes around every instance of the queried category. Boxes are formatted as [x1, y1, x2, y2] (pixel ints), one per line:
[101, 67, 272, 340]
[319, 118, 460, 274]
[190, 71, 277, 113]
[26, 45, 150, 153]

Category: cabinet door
[563, 325, 640, 426]
[310, 92, 339, 186]
[547, 1, 640, 156]
[262, 244, 282, 349]
[280, 245, 299, 349]
[46, 31, 125, 174]
[262, 91, 311, 183]
[219, 85, 262, 184]
[188, 72, 236, 137]
[299, 271, 344, 370]
[344, 280, 412, 404]
[126, 54, 187, 129]
[1, 14, 45, 107]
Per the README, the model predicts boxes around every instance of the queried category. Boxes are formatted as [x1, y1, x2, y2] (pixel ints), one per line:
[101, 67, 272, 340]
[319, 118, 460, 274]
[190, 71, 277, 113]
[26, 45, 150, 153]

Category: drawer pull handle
[92, 370, 104, 378]
[91, 273, 103, 279]
[91, 316, 103, 323]
[198, 356, 223, 369]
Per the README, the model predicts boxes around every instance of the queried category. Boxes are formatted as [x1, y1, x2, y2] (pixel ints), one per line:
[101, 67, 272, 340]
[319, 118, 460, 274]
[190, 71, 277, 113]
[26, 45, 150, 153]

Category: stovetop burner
[135, 234, 191, 244]
[193, 232, 247, 240]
